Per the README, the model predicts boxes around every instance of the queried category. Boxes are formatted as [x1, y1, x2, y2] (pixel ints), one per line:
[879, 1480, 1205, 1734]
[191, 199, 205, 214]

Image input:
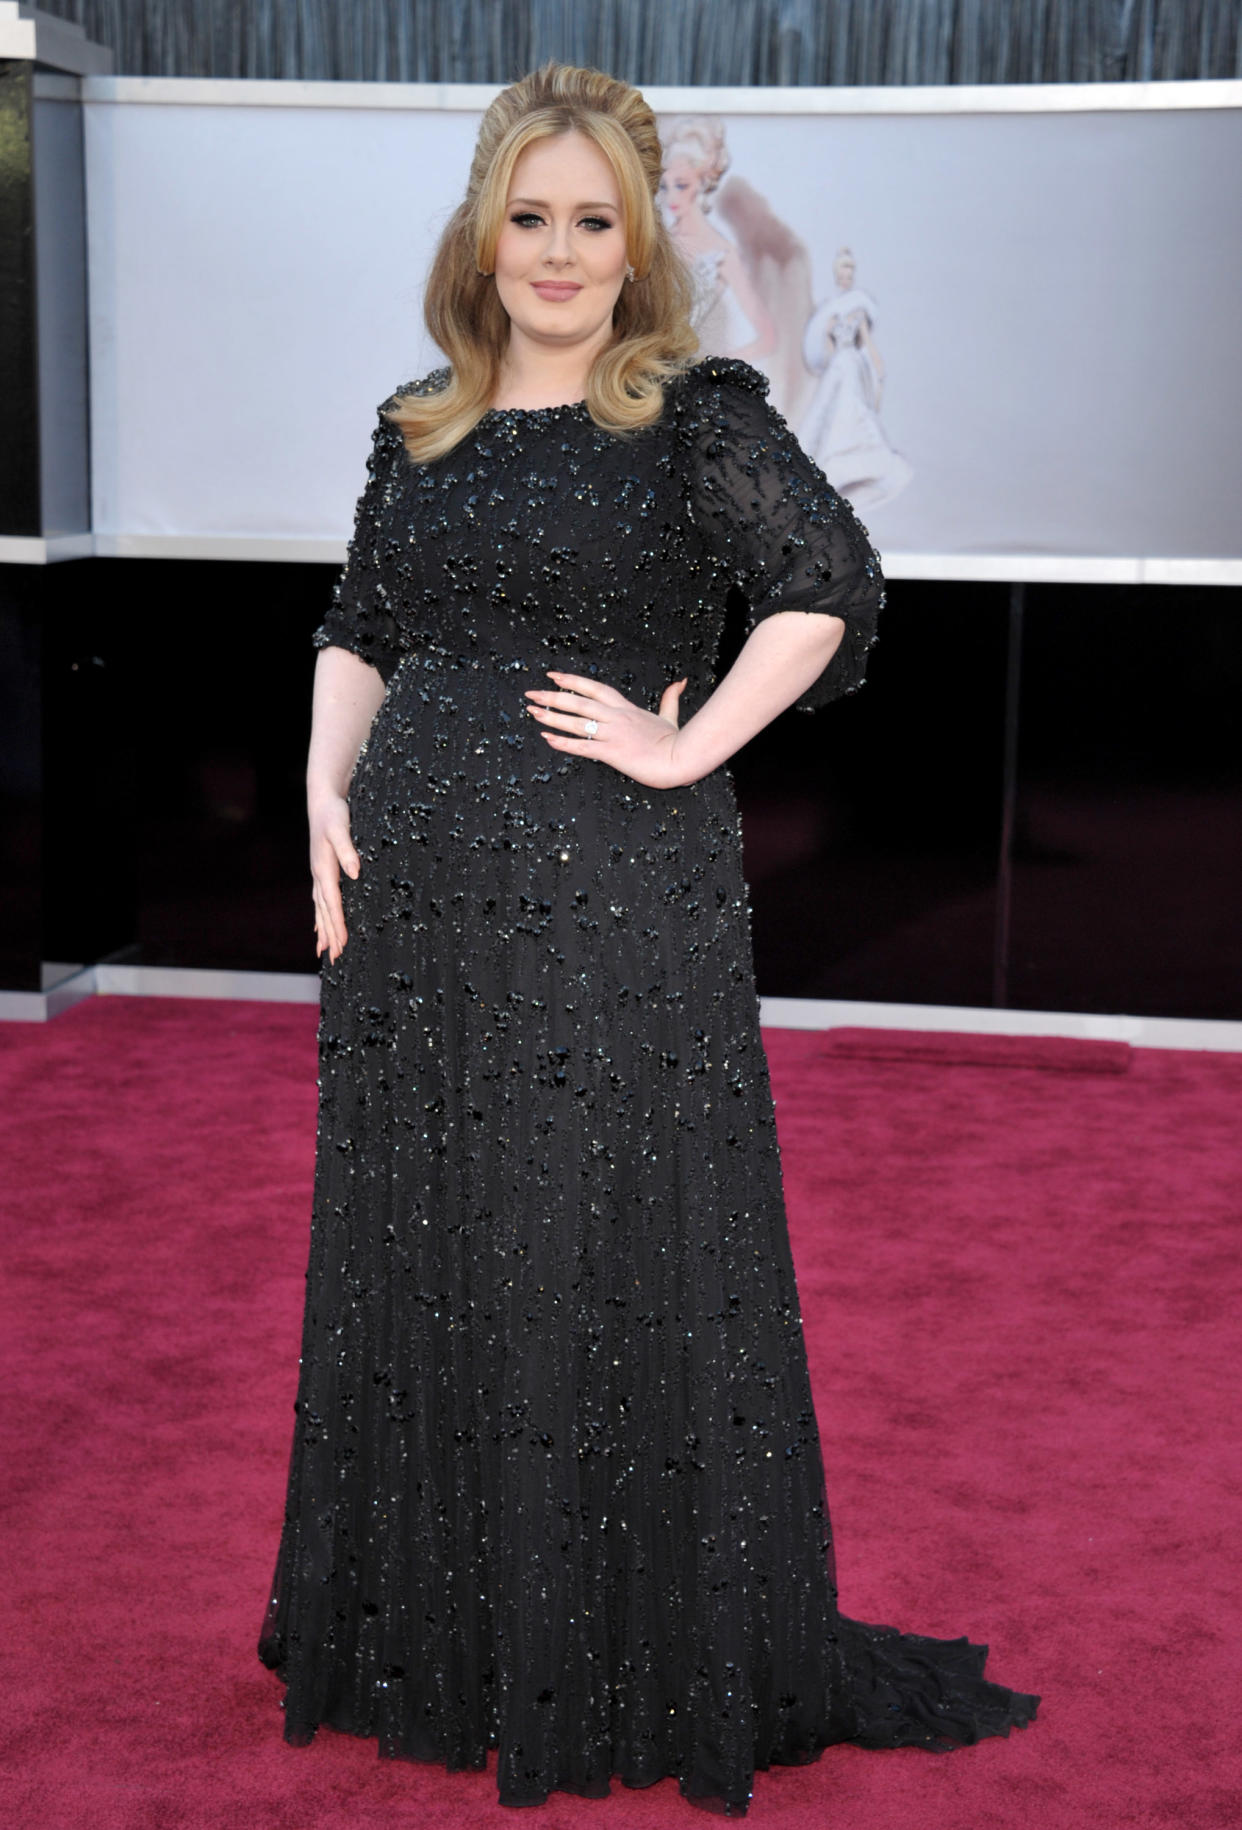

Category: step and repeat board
[81, 78, 1242, 580]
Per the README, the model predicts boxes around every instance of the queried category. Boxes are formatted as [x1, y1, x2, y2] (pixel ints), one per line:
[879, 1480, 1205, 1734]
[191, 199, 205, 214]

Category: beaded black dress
[258, 356, 1038, 1814]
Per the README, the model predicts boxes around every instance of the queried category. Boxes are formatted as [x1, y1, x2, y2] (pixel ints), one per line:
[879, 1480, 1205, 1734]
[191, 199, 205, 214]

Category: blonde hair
[386, 61, 699, 462]
[660, 115, 731, 210]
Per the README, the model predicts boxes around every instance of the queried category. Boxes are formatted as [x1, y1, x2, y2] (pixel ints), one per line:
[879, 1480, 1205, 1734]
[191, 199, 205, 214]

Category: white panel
[85, 99, 476, 543]
[82, 85, 1242, 571]
[681, 105, 1242, 564]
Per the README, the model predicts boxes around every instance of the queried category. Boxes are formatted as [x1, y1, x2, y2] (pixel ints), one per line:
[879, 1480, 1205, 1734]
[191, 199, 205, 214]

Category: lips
[531, 283, 582, 299]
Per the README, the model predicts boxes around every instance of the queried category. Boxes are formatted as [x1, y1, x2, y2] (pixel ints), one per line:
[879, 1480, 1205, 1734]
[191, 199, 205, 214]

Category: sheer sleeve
[311, 394, 410, 685]
[677, 356, 885, 712]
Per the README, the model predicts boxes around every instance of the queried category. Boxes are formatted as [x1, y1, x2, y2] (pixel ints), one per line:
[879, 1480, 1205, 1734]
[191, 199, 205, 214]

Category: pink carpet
[2, 996, 1238, 1829]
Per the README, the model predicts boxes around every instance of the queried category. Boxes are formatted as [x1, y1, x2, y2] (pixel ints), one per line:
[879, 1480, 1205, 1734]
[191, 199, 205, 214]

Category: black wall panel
[1007, 585, 1242, 1020]
[735, 583, 1010, 1008]
[6, 558, 1236, 1018]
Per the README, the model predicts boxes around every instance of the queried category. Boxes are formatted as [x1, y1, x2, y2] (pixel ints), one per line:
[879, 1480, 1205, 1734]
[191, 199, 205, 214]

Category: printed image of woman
[799, 247, 913, 510]
[657, 115, 774, 365]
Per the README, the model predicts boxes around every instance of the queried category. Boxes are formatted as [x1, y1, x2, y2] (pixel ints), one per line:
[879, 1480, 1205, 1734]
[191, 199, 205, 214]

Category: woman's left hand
[525, 670, 689, 789]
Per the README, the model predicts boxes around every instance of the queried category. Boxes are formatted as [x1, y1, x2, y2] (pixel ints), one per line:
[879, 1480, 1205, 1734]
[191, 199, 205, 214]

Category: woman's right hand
[310, 791, 360, 963]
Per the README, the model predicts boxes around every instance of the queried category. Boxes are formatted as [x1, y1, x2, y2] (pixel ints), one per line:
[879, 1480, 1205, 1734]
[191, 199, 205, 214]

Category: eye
[507, 210, 616, 232]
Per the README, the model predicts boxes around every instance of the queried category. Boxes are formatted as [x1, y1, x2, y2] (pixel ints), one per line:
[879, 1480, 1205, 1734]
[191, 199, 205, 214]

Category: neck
[495, 327, 613, 408]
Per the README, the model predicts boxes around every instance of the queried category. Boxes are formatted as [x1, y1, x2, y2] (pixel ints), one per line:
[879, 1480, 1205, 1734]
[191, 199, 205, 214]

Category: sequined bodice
[382, 390, 717, 709]
[313, 356, 884, 731]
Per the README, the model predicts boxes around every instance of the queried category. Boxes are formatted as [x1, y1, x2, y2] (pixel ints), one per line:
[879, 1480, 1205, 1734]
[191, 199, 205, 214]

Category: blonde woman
[800, 246, 914, 509]
[658, 113, 775, 363]
[258, 60, 1037, 1818]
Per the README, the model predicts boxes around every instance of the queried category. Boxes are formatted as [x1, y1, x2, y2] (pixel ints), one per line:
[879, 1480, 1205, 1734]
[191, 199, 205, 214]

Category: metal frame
[76, 76, 1242, 113]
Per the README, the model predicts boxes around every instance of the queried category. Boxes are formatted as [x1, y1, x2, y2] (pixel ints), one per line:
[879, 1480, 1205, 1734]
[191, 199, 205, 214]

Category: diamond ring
[583, 719, 599, 738]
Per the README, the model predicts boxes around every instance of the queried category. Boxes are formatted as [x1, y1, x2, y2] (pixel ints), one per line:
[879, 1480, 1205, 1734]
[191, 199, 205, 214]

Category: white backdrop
[81, 79, 1242, 579]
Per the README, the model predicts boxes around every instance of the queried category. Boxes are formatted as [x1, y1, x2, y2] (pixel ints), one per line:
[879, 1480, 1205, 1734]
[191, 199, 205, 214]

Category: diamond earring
[625, 264, 636, 283]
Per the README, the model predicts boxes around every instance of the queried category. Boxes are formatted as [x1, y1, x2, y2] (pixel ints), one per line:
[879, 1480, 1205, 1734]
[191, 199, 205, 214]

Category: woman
[658, 113, 774, 366]
[258, 60, 1037, 1816]
[799, 246, 914, 510]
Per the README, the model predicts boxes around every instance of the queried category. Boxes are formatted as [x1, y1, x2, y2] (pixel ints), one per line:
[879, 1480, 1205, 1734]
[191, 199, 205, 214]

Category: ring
[583, 719, 599, 738]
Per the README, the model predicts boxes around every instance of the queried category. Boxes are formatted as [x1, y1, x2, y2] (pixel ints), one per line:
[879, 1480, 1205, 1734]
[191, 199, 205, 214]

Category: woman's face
[493, 131, 629, 358]
[658, 156, 700, 226]
[834, 256, 856, 291]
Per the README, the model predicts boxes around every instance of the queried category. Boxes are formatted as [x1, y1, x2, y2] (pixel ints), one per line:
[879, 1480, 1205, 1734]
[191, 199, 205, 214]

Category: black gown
[258, 355, 1038, 1814]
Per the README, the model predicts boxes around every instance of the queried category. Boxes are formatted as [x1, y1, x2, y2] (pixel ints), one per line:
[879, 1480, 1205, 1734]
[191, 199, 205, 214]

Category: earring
[625, 264, 636, 283]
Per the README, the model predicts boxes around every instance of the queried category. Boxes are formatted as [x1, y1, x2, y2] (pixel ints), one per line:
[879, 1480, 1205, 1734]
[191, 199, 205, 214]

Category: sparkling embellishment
[260, 357, 1037, 1815]
[583, 718, 599, 737]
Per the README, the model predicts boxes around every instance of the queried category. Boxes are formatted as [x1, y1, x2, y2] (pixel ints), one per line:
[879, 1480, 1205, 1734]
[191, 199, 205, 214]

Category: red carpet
[2, 996, 1238, 1829]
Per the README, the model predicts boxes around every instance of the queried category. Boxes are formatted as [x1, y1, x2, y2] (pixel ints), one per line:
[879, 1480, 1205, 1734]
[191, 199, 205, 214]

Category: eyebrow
[508, 196, 620, 211]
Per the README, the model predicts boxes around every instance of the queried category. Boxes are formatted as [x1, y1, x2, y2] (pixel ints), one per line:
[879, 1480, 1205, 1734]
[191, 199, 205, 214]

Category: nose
[542, 221, 574, 268]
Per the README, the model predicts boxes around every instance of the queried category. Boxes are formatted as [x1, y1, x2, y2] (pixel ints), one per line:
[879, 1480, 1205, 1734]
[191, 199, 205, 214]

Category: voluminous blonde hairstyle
[386, 60, 699, 463]
[661, 115, 731, 209]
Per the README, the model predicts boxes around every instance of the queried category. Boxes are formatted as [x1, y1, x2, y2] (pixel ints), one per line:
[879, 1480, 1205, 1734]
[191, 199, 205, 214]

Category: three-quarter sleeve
[678, 357, 885, 711]
[312, 400, 408, 685]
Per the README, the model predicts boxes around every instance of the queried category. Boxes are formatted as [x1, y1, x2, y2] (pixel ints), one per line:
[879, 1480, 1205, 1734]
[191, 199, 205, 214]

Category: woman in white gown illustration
[799, 248, 913, 510]
[657, 116, 774, 365]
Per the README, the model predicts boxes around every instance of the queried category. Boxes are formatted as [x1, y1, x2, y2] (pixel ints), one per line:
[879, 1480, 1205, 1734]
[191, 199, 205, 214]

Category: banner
[82, 80, 1242, 575]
